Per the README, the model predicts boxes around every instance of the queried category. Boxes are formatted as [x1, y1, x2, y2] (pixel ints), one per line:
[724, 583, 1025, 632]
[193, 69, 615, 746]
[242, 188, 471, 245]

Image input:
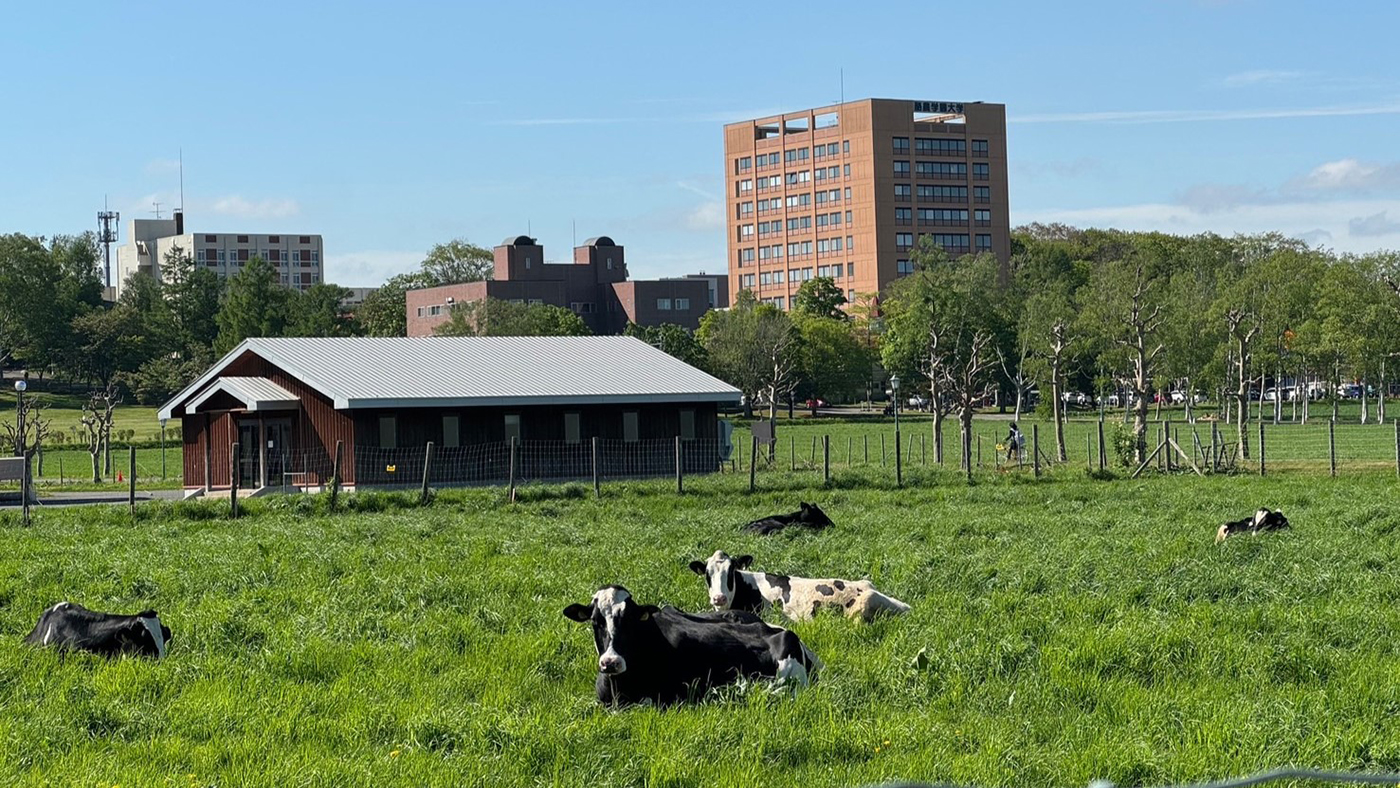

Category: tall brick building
[724, 98, 1010, 309]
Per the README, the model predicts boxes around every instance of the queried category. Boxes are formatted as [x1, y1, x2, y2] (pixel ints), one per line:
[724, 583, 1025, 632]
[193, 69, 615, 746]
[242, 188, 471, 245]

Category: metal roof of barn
[159, 336, 740, 419]
[186, 377, 299, 414]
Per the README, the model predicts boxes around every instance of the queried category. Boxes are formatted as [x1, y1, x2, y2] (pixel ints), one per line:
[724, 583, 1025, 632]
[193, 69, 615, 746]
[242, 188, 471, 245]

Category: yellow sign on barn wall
[386, 465, 397, 473]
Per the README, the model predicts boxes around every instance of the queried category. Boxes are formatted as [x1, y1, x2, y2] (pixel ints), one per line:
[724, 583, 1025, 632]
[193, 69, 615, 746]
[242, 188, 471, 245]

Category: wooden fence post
[920, 433, 926, 465]
[230, 442, 240, 519]
[1395, 421, 1399, 480]
[790, 435, 795, 472]
[420, 442, 435, 505]
[592, 437, 601, 498]
[823, 435, 830, 485]
[675, 435, 683, 494]
[58, 456, 63, 487]
[129, 447, 137, 515]
[748, 435, 758, 492]
[847, 436, 852, 468]
[20, 453, 30, 527]
[329, 440, 343, 511]
[1033, 424, 1041, 478]
[810, 435, 818, 466]
[976, 434, 982, 467]
[881, 433, 886, 466]
[863, 434, 868, 465]
[508, 437, 518, 502]
[1210, 422, 1219, 472]
[1258, 422, 1265, 477]
[1328, 420, 1337, 477]
[1086, 432, 1092, 471]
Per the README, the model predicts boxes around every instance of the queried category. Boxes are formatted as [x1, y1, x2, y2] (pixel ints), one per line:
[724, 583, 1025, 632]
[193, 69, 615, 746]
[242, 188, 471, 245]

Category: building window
[896, 233, 914, 251]
[268, 235, 280, 244]
[378, 415, 397, 449]
[976, 234, 993, 250]
[416, 307, 424, 317]
[204, 234, 217, 243]
[504, 414, 522, 444]
[739, 224, 754, 240]
[975, 186, 991, 203]
[972, 139, 989, 156]
[564, 413, 581, 444]
[742, 273, 755, 288]
[919, 208, 969, 225]
[973, 163, 990, 180]
[895, 207, 912, 226]
[237, 235, 249, 243]
[892, 137, 909, 154]
[975, 209, 991, 227]
[893, 161, 910, 177]
[735, 156, 752, 174]
[920, 185, 969, 203]
[916, 162, 967, 179]
[680, 410, 696, 441]
[429, 305, 442, 316]
[930, 233, 972, 252]
[675, 298, 690, 310]
[657, 298, 672, 310]
[443, 415, 460, 448]
[846, 263, 855, 278]
[843, 140, 850, 154]
[897, 259, 914, 276]
[622, 411, 639, 443]
[527, 298, 543, 306]
[894, 184, 912, 201]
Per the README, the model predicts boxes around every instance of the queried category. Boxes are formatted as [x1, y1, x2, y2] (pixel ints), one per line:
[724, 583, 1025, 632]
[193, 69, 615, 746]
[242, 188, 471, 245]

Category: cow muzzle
[710, 595, 729, 608]
[598, 652, 627, 675]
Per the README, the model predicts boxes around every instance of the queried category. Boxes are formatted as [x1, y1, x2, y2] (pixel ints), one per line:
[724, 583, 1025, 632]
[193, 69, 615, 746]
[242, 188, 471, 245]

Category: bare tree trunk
[1274, 362, 1282, 424]
[1236, 337, 1250, 460]
[1361, 377, 1370, 424]
[1050, 354, 1066, 461]
[1184, 377, 1193, 423]
[1332, 360, 1341, 422]
[90, 450, 100, 484]
[1380, 359, 1387, 425]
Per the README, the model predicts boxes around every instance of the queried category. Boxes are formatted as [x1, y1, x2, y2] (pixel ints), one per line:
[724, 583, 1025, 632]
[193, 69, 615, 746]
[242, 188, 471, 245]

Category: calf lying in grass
[24, 602, 171, 659]
[563, 585, 821, 707]
[690, 550, 910, 622]
[743, 502, 834, 535]
[1216, 508, 1290, 543]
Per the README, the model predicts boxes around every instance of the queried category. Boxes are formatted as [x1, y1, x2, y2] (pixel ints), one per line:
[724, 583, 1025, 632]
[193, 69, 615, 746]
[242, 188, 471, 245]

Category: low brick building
[406, 235, 713, 336]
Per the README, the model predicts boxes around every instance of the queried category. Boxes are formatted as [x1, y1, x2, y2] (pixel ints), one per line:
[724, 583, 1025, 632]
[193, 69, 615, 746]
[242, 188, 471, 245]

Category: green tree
[287, 282, 360, 337]
[697, 297, 800, 421]
[420, 239, 494, 285]
[793, 277, 847, 320]
[623, 323, 708, 369]
[794, 315, 872, 407]
[0, 234, 84, 375]
[435, 298, 590, 337]
[70, 305, 147, 389]
[215, 258, 290, 353]
[163, 245, 223, 359]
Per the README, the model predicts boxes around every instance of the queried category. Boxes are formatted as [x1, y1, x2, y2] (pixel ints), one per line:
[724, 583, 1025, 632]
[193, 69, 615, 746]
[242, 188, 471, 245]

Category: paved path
[1, 490, 185, 508]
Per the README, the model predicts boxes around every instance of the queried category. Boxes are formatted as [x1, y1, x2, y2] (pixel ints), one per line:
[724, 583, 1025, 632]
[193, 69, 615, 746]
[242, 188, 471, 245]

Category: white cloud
[1174, 182, 1277, 213]
[1014, 158, 1106, 180]
[1220, 69, 1306, 88]
[211, 195, 301, 220]
[684, 201, 724, 231]
[1288, 159, 1400, 193]
[1013, 198, 1400, 254]
[1349, 211, 1400, 237]
[1013, 101, 1400, 125]
[323, 250, 422, 287]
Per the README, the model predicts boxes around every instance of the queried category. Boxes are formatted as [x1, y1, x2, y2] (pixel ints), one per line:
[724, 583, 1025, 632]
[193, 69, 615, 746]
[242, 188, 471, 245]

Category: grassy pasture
[2, 467, 1400, 787]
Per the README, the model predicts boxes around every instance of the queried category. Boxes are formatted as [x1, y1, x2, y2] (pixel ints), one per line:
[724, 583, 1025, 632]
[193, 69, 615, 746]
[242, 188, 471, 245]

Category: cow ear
[562, 603, 593, 622]
[687, 560, 707, 575]
[138, 610, 157, 619]
[637, 605, 661, 621]
[734, 555, 754, 569]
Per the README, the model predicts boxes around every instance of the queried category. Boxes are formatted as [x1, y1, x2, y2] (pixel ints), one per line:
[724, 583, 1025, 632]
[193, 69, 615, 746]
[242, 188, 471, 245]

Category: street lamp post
[891, 375, 902, 487]
[14, 380, 26, 457]
[160, 418, 167, 481]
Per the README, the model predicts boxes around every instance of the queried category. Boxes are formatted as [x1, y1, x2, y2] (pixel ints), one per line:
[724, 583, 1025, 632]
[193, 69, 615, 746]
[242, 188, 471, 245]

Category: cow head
[798, 502, 833, 528]
[127, 611, 172, 659]
[688, 550, 753, 609]
[563, 586, 659, 676]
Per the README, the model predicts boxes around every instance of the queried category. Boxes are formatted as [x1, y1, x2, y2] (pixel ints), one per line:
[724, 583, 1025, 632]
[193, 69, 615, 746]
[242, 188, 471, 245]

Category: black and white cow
[689, 550, 910, 622]
[562, 585, 821, 706]
[1216, 508, 1291, 543]
[23, 602, 171, 659]
[743, 502, 834, 535]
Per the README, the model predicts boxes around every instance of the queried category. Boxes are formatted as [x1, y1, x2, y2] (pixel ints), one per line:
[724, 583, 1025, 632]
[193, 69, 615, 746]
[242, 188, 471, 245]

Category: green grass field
[2, 466, 1399, 787]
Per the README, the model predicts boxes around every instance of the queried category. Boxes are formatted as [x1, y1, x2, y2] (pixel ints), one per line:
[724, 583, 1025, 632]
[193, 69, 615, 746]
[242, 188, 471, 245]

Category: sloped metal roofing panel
[187, 377, 299, 414]
[161, 336, 740, 416]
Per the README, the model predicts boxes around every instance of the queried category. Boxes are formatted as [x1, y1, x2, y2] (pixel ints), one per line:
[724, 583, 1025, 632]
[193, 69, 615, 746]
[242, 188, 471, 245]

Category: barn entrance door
[236, 422, 260, 488]
[264, 419, 293, 488]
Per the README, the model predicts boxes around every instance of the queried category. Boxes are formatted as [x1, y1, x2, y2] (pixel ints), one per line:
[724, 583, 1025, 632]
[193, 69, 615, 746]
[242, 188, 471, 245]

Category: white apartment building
[114, 213, 324, 298]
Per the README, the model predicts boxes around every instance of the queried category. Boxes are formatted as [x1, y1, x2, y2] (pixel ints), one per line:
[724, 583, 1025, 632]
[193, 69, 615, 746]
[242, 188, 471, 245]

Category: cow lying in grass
[563, 585, 821, 707]
[743, 502, 834, 535]
[24, 602, 171, 659]
[1216, 508, 1291, 543]
[689, 550, 910, 622]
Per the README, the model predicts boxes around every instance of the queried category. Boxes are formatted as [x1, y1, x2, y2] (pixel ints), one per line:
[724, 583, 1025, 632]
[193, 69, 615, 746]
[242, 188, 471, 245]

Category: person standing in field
[1005, 422, 1025, 463]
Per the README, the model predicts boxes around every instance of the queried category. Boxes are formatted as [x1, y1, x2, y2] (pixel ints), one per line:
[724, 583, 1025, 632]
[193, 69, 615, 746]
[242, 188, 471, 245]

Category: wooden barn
[158, 336, 741, 494]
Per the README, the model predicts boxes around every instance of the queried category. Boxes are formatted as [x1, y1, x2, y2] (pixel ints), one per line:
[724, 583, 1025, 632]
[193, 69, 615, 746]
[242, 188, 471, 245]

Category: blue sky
[3, 1, 1399, 286]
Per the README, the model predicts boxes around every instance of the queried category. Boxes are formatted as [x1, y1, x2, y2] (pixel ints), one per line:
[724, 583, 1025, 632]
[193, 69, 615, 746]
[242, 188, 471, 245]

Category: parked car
[907, 395, 929, 409]
[804, 397, 829, 409]
[1170, 390, 1188, 404]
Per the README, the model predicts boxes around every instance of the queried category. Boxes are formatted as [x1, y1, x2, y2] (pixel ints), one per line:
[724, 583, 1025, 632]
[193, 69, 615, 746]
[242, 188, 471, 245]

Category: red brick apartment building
[406, 236, 727, 336]
[724, 98, 1010, 309]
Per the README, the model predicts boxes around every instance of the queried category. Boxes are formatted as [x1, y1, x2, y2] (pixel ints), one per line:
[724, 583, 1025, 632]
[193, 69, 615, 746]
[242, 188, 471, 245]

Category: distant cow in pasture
[743, 502, 834, 535]
[562, 585, 821, 706]
[1216, 508, 1291, 543]
[24, 602, 171, 659]
[689, 550, 910, 622]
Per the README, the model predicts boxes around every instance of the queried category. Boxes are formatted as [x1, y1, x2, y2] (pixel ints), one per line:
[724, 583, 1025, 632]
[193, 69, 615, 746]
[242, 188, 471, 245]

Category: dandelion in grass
[390, 749, 402, 758]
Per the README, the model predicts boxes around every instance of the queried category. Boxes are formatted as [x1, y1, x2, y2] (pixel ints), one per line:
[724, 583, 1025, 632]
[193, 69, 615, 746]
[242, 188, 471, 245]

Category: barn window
[378, 415, 397, 449]
[443, 415, 459, 448]
[504, 414, 522, 444]
[679, 410, 695, 441]
[564, 413, 581, 444]
[622, 412, 639, 443]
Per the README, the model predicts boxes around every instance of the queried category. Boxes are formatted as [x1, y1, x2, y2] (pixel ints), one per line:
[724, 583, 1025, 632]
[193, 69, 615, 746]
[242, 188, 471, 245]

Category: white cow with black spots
[689, 550, 910, 622]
